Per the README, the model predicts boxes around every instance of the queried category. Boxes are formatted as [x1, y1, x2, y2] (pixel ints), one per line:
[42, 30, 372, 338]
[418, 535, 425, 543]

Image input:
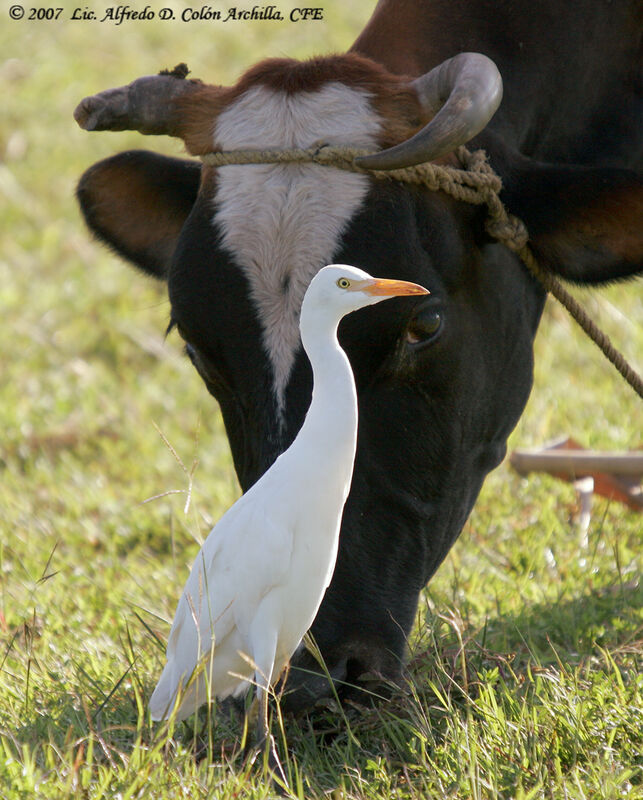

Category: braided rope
[201, 145, 643, 399]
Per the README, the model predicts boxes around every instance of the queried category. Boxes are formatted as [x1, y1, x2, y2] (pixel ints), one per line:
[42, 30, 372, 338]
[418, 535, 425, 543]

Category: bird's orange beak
[357, 278, 430, 296]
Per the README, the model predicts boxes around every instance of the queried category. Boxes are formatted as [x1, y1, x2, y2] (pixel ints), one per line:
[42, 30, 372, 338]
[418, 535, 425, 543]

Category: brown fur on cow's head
[74, 54, 427, 156]
[178, 55, 427, 156]
[74, 50, 503, 169]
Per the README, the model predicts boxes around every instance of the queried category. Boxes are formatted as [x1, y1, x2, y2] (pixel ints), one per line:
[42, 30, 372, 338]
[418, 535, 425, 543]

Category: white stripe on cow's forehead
[212, 83, 381, 419]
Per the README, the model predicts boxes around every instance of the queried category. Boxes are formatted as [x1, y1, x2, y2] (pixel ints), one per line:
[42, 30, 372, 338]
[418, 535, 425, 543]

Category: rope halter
[201, 144, 642, 399]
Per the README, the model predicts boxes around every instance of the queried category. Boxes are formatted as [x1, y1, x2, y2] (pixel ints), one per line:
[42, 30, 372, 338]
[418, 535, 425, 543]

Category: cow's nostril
[280, 653, 349, 713]
[345, 657, 367, 684]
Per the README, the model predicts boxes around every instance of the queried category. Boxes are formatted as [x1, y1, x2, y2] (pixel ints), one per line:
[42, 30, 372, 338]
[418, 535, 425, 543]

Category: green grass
[1, 4, 642, 797]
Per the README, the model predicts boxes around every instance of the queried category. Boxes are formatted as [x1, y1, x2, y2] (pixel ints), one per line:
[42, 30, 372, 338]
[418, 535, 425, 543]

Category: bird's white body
[149, 265, 428, 723]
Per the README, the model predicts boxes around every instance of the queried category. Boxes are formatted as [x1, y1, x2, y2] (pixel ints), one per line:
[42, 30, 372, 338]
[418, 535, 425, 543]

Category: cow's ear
[76, 150, 201, 280]
[492, 145, 642, 285]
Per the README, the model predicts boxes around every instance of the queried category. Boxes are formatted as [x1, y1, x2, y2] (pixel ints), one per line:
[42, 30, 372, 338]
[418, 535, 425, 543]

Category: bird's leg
[242, 686, 286, 787]
[243, 624, 288, 787]
[242, 695, 259, 758]
[255, 685, 269, 748]
[255, 685, 287, 787]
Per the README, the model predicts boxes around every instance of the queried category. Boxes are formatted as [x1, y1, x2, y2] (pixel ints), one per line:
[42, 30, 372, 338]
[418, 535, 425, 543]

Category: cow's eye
[405, 308, 442, 347]
[185, 341, 223, 387]
[337, 277, 351, 289]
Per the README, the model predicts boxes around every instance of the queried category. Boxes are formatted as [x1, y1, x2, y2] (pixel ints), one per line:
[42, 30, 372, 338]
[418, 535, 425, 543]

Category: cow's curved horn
[355, 53, 502, 171]
[74, 65, 202, 137]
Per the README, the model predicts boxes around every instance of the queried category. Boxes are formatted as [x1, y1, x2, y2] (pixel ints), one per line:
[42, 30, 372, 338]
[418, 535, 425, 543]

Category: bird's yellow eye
[337, 278, 351, 289]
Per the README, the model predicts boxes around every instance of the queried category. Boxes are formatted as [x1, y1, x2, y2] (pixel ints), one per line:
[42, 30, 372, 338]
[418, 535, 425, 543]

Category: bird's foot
[265, 734, 288, 792]
[245, 733, 289, 795]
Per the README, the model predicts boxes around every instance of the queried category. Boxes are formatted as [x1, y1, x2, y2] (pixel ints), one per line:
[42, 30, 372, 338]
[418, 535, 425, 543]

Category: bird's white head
[302, 264, 430, 326]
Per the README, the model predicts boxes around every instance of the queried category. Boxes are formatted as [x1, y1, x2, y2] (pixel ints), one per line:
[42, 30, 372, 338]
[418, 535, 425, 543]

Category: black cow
[75, 0, 642, 709]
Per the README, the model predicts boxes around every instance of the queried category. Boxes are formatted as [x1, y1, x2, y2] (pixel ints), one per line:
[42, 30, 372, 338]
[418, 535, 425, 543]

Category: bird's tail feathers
[148, 672, 176, 721]
[149, 659, 209, 722]
[149, 601, 214, 722]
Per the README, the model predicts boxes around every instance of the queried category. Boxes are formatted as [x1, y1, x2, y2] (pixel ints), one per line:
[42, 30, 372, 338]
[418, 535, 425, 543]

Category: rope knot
[485, 213, 529, 252]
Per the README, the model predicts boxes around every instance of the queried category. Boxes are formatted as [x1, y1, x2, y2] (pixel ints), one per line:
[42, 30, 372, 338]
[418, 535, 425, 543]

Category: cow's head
[75, 54, 642, 710]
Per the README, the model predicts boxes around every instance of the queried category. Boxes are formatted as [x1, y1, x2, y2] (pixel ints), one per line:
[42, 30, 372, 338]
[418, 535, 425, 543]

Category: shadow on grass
[458, 577, 641, 667]
[283, 579, 642, 793]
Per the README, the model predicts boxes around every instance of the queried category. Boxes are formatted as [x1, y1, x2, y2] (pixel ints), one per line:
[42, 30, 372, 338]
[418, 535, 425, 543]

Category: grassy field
[1, 2, 641, 797]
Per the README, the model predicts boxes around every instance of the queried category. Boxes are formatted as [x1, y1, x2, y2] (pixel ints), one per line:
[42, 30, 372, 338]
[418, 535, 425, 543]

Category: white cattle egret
[149, 264, 429, 764]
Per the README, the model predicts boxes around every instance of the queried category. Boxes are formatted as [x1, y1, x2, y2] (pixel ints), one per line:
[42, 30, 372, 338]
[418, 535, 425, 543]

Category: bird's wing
[149, 480, 295, 718]
[203, 485, 296, 633]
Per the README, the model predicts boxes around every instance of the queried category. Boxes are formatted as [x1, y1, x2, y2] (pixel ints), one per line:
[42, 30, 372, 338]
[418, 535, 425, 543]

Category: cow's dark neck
[352, 0, 641, 168]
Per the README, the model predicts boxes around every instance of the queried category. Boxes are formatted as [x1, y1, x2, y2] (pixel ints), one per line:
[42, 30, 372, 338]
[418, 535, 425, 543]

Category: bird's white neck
[294, 298, 359, 477]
